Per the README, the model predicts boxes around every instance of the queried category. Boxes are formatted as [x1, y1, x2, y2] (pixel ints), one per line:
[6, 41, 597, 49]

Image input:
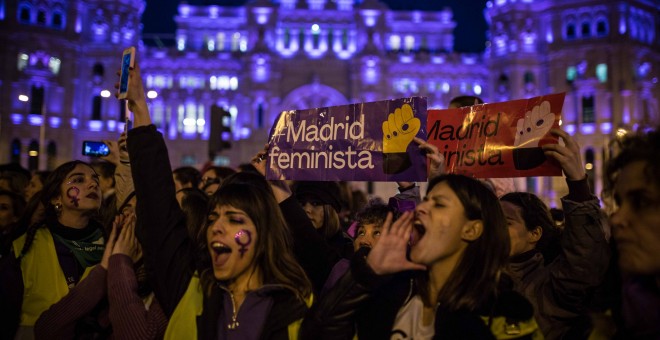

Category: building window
[596, 19, 608, 36]
[580, 21, 591, 37]
[52, 11, 63, 29]
[566, 66, 577, 83]
[596, 63, 607, 83]
[48, 57, 60, 75]
[17, 53, 28, 71]
[404, 35, 415, 52]
[92, 95, 102, 120]
[231, 32, 241, 51]
[582, 96, 595, 123]
[11, 139, 21, 164]
[257, 103, 264, 128]
[524, 71, 535, 85]
[565, 23, 576, 40]
[36, 9, 46, 25]
[389, 35, 401, 51]
[18, 4, 30, 23]
[30, 85, 44, 115]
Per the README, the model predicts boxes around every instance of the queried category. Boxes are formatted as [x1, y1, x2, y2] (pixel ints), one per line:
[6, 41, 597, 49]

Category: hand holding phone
[82, 141, 110, 157]
[118, 47, 136, 99]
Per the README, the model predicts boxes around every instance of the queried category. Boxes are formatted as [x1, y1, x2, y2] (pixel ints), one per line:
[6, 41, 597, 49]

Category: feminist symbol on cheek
[234, 229, 252, 258]
[66, 187, 80, 207]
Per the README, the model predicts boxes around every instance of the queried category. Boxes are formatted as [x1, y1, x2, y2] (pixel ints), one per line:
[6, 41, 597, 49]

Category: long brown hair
[200, 180, 312, 301]
[418, 174, 510, 311]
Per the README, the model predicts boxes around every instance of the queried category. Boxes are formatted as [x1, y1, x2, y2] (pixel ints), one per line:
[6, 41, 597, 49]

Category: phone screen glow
[119, 53, 132, 94]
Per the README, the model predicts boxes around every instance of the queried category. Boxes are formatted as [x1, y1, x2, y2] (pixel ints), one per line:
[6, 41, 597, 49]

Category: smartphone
[82, 141, 110, 157]
[117, 46, 136, 99]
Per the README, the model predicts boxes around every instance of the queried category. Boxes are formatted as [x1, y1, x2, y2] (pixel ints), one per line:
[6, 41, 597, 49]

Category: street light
[18, 94, 29, 102]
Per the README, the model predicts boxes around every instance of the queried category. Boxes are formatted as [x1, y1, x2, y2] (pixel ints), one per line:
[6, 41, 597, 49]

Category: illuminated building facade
[1, 0, 658, 205]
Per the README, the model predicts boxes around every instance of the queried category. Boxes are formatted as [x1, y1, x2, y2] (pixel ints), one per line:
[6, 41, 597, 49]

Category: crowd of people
[0, 55, 658, 340]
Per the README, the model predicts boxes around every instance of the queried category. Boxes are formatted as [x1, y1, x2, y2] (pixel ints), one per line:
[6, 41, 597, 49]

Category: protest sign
[427, 93, 565, 178]
[266, 97, 428, 181]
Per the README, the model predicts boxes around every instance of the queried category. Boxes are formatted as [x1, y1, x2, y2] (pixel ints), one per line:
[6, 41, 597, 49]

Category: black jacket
[127, 125, 307, 338]
[300, 248, 538, 340]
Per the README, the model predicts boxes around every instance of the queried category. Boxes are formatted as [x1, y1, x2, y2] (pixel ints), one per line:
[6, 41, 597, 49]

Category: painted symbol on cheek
[67, 187, 80, 207]
[234, 229, 252, 258]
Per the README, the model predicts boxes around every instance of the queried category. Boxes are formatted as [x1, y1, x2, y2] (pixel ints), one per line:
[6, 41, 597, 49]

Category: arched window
[93, 63, 104, 77]
[580, 21, 591, 37]
[565, 23, 576, 40]
[582, 96, 595, 123]
[18, 4, 30, 23]
[11, 139, 21, 164]
[52, 11, 63, 29]
[596, 19, 608, 36]
[498, 73, 509, 93]
[36, 8, 46, 25]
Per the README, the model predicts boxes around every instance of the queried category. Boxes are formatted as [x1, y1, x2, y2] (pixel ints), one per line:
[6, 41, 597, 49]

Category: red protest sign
[427, 93, 566, 178]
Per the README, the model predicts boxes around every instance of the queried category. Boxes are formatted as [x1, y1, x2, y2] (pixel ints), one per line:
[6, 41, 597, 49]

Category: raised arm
[542, 129, 610, 302]
[121, 58, 195, 316]
[251, 144, 344, 294]
[107, 214, 167, 340]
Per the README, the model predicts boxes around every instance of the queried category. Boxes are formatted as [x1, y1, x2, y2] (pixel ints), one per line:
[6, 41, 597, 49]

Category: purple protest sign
[266, 97, 428, 182]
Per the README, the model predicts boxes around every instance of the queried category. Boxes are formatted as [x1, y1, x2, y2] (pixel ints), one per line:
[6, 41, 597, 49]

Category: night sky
[141, 0, 489, 52]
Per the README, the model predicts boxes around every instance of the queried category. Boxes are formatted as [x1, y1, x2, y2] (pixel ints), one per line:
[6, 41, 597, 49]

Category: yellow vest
[164, 276, 313, 339]
[164, 275, 203, 340]
[13, 228, 94, 326]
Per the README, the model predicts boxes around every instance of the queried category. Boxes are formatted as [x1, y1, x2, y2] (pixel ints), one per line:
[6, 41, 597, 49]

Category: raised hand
[250, 143, 269, 177]
[542, 128, 586, 181]
[366, 211, 426, 275]
[111, 213, 142, 263]
[115, 57, 151, 128]
[413, 136, 445, 179]
[100, 140, 120, 166]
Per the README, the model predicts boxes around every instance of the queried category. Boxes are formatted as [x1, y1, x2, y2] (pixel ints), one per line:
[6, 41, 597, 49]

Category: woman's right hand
[115, 57, 151, 128]
[366, 211, 426, 275]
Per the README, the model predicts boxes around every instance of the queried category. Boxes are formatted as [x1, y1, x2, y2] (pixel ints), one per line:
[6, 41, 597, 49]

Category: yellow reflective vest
[164, 275, 313, 339]
[13, 228, 94, 326]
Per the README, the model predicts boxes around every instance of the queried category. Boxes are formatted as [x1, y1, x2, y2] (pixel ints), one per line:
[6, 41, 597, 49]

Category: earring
[54, 203, 62, 215]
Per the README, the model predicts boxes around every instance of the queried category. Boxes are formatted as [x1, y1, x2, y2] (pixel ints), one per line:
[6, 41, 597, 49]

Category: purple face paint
[234, 229, 252, 257]
[67, 187, 80, 207]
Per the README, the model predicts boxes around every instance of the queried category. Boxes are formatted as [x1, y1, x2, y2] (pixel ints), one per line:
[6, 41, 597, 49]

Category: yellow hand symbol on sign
[382, 104, 421, 153]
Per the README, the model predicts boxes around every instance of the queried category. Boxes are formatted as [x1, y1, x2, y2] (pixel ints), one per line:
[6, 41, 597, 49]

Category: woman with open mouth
[9, 161, 105, 339]
[123, 58, 312, 339]
[301, 174, 541, 339]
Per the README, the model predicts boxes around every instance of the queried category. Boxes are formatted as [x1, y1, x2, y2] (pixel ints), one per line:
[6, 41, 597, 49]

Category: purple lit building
[1, 0, 659, 205]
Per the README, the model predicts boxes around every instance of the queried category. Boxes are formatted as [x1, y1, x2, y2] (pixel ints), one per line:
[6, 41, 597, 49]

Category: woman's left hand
[111, 213, 142, 263]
